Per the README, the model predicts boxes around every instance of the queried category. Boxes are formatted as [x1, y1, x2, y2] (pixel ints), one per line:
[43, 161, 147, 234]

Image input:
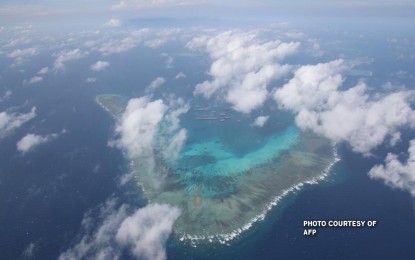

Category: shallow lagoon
[97, 94, 337, 244]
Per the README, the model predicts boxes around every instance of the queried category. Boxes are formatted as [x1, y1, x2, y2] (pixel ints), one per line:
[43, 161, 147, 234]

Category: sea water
[96, 94, 337, 244]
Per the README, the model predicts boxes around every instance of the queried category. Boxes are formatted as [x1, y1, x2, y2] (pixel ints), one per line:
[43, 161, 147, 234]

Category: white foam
[176, 143, 340, 246]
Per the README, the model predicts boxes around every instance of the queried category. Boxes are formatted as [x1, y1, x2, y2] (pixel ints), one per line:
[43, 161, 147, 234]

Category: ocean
[166, 141, 415, 259]
[0, 20, 414, 259]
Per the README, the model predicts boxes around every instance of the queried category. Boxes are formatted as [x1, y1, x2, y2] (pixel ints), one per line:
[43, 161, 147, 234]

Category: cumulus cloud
[306, 38, 324, 57]
[113, 96, 188, 160]
[145, 77, 165, 93]
[21, 242, 36, 259]
[274, 59, 347, 111]
[7, 47, 39, 59]
[99, 37, 141, 55]
[144, 38, 168, 49]
[274, 59, 415, 154]
[98, 29, 149, 55]
[113, 97, 166, 159]
[159, 98, 189, 160]
[162, 128, 187, 161]
[162, 98, 189, 133]
[99, 37, 140, 55]
[175, 72, 186, 79]
[37, 66, 49, 74]
[90, 60, 110, 72]
[118, 172, 135, 186]
[188, 31, 299, 113]
[86, 77, 97, 83]
[116, 203, 181, 260]
[25, 76, 43, 84]
[369, 140, 415, 196]
[2, 36, 31, 49]
[0, 90, 12, 102]
[60, 198, 180, 260]
[16, 132, 59, 153]
[59, 199, 129, 260]
[0, 107, 36, 139]
[113, 0, 198, 9]
[106, 18, 122, 28]
[253, 115, 269, 127]
[111, 96, 188, 192]
[7, 47, 39, 66]
[161, 53, 174, 68]
[53, 48, 86, 70]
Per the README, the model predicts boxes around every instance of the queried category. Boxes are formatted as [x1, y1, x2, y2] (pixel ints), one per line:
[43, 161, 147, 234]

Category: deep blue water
[0, 62, 128, 259]
[166, 142, 415, 259]
[3, 119, 414, 259]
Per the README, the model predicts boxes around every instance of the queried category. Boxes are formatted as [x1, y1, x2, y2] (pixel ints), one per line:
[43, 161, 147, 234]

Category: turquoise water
[173, 126, 300, 198]
[96, 94, 336, 242]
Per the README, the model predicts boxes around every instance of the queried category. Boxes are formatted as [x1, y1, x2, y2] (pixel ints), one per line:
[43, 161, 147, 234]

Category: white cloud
[53, 48, 86, 71]
[369, 139, 415, 196]
[162, 97, 189, 134]
[306, 38, 324, 57]
[98, 30, 149, 55]
[175, 72, 186, 79]
[113, 0, 198, 9]
[145, 77, 165, 93]
[5, 0, 401, 14]
[118, 172, 134, 186]
[2, 36, 31, 49]
[189, 31, 299, 113]
[59, 198, 180, 260]
[274, 59, 415, 154]
[59, 198, 129, 260]
[106, 18, 122, 28]
[86, 77, 97, 83]
[83, 40, 98, 48]
[274, 59, 346, 111]
[21, 242, 36, 259]
[144, 38, 168, 49]
[7, 47, 38, 59]
[26, 76, 43, 84]
[0, 107, 36, 139]
[99, 37, 141, 55]
[253, 115, 269, 127]
[111, 96, 188, 191]
[158, 98, 189, 161]
[99, 37, 140, 55]
[6, 47, 39, 66]
[284, 31, 305, 39]
[116, 204, 181, 260]
[0, 90, 12, 102]
[113, 97, 167, 159]
[161, 53, 174, 68]
[113, 96, 188, 159]
[17, 132, 59, 153]
[37, 66, 49, 74]
[90, 60, 110, 72]
[163, 127, 187, 161]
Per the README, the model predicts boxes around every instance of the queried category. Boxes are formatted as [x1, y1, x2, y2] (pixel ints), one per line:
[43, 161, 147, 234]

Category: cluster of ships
[193, 106, 239, 122]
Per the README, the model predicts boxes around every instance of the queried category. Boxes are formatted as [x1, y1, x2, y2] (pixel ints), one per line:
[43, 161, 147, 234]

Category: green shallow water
[96, 94, 336, 243]
[172, 126, 300, 198]
[156, 131, 334, 241]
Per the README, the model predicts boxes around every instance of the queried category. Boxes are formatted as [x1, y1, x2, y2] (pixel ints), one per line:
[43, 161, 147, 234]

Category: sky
[1, 0, 415, 25]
